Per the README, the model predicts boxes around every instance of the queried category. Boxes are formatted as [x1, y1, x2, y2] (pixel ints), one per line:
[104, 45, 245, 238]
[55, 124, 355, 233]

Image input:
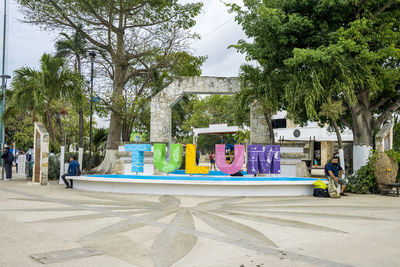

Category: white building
[272, 111, 353, 168]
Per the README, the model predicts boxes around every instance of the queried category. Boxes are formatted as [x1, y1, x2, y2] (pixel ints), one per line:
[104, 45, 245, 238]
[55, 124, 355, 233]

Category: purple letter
[248, 145, 281, 175]
[247, 145, 269, 174]
[271, 145, 281, 174]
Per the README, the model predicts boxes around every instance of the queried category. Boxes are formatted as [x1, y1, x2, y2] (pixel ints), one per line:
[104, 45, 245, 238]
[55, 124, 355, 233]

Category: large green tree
[394, 115, 400, 151]
[55, 25, 89, 166]
[17, 0, 203, 173]
[234, 65, 279, 144]
[173, 95, 239, 151]
[230, 0, 400, 172]
[3, 103, 34, 150]
[120, 51, 206, 142]
[6, 54, 84, 148]
[181, 95, 238, 133]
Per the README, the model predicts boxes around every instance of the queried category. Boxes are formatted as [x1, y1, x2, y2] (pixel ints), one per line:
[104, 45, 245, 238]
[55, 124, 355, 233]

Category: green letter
[153, 144, 183, 173]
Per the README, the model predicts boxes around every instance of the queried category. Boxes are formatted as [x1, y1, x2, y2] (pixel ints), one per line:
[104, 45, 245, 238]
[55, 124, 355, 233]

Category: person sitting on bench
[325, 156, 347, 196]
[62, 155, 80, 189]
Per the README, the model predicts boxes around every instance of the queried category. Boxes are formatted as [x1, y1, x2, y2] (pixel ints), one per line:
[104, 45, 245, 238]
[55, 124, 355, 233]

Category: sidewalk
[0, 176, 399, 266]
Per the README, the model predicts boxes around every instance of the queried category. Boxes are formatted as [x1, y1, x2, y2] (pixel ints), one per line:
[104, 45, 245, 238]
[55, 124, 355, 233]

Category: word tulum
[125, 144, 281, 175]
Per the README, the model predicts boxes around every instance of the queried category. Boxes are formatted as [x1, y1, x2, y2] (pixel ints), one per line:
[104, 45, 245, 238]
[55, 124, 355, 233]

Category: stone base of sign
[111, 159, 125, 174]
[71, 175, 320, 197]
[296, 162, 311, 177]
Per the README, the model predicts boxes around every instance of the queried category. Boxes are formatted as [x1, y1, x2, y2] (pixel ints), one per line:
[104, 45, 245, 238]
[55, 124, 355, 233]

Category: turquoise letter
[125, 144, 152, 172]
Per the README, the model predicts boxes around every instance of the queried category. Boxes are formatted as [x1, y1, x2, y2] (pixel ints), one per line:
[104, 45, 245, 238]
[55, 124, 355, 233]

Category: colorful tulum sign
[124, 144, 281, 175]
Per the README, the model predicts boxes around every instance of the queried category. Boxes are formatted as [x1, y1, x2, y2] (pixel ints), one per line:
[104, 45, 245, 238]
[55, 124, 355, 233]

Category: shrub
[345, 152, 378, 194]
[65, 152, 104, 171]
[346, 150, 400, 194]
[386, 150, 400, 182]
[47, 152, 105, 180]
[48, 155, 60, 180]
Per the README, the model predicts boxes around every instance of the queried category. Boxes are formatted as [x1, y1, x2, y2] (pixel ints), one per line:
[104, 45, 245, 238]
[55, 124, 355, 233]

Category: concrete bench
[380, 183, 400, 197]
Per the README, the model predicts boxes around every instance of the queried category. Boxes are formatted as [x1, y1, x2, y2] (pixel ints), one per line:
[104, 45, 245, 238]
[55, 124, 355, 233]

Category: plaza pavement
[0, 175, 399, 267]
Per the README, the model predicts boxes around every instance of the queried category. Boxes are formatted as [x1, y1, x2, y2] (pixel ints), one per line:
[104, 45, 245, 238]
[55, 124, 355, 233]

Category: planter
[374, 152, 399, 189]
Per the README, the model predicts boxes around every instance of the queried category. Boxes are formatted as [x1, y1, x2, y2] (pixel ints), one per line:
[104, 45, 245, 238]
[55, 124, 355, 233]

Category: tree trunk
[78, 108, 84, 167]
[263, 111, 275, 145]
[350, 91, 373, 173]
[56, 114, 65, 184]
[332, 120, 343, 149]
[332, 120, 345, 173]
[121, 118, 132, 142]
[45, 110, 57, 146]
[93, 60, 126, 173]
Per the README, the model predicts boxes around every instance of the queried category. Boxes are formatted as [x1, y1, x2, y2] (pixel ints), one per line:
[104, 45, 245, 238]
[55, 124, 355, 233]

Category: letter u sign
[215, 144, 245, 174]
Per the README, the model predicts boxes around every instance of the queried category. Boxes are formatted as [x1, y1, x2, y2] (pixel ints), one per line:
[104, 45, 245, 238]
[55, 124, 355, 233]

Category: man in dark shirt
[61, 155, 80, 188]
[325, 156, 347, 196]
[1, 147, 13, 180]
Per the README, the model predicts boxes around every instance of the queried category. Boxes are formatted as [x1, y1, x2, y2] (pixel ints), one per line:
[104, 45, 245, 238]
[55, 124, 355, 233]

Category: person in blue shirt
[325, 156, 347, 196]
[61, 155, 80, 189]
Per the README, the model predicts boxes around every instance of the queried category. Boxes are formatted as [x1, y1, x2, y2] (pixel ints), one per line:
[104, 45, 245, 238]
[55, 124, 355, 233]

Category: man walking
[1, 147, 14, 180]
[61, 155, 80, 189]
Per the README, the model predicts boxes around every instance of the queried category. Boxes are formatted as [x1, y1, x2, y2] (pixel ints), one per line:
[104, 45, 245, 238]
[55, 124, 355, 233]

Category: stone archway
[150, 76, 270, 144]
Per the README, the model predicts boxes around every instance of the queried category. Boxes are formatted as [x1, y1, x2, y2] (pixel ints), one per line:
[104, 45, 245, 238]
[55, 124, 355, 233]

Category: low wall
[71, 175, 318, 196]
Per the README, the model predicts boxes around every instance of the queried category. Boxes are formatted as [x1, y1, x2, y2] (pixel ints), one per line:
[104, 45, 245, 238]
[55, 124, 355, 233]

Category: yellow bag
[313, 179, 328, 190]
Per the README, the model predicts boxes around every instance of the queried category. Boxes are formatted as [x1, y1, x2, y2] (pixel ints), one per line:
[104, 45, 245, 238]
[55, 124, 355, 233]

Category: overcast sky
[3, 0, 247, 78]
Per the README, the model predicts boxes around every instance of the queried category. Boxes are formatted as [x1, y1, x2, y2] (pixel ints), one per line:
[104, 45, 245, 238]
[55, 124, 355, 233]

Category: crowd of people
[1, 146, 34, 181]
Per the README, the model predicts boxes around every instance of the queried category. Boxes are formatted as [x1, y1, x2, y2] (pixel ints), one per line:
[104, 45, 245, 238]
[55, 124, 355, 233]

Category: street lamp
[1, 74, 11, 180]
[88, 51, 96, 170]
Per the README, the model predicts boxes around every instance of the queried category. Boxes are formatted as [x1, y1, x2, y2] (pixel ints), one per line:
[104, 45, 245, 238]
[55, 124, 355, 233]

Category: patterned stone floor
[1, 178, 400, 266]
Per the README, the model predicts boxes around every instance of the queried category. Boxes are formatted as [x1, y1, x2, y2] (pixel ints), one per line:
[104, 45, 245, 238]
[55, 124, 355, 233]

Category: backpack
[75, 166, 81, 176]
[313, 188, 330, 197]
[7, 153, 14, 164]
[328, 178, 341, 198]
[26, 153, 32, 162]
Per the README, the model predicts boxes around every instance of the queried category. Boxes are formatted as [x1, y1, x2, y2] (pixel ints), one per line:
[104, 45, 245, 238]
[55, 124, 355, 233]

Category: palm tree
[55, 25, 88, 167]
[235, 64, 282, 145]
[55, 25, 88, 74]
[7, 53, 84, 147]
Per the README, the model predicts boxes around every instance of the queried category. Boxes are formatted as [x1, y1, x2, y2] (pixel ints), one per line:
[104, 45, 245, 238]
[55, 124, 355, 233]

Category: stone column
[150, 95, 171, 143]
[249, 100, 271, 144]
[33, 122, 49, 185]
[320, 141, 333, 166]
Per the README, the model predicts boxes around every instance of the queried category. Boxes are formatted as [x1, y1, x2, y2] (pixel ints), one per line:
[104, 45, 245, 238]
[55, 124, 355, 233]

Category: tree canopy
[6, 54, 84, 149]
[230, 0, 400, 170]
[17, 0, 204, 172]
